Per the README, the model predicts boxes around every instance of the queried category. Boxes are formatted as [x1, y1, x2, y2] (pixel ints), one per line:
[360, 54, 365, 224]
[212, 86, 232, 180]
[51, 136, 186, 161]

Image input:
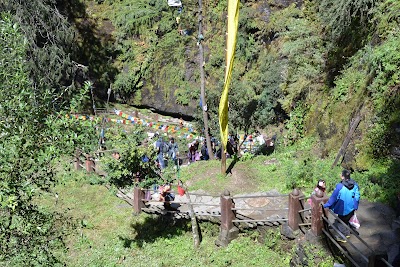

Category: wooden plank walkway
[122, 189, 289, 228]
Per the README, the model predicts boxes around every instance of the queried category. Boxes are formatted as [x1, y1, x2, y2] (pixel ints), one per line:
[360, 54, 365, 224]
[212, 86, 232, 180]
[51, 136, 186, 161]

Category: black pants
[334, 210, 355, 236]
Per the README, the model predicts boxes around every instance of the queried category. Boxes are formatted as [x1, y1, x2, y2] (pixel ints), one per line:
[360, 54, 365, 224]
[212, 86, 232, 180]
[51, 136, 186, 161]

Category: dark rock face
[134, 0, 305, 118]
[138, 44, 199, 118]
[139, 86, 198, 118]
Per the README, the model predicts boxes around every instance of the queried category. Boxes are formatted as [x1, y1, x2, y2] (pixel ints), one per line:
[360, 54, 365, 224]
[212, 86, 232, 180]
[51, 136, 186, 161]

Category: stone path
[334, 200, 400, 266]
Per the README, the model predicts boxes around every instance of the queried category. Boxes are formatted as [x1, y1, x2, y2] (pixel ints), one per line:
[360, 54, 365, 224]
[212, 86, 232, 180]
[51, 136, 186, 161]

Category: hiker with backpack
[168, 137, 179, 164]
[200, 139, 209, 160]
[323, 169, 360, 243]
[155, 135, 168, 170]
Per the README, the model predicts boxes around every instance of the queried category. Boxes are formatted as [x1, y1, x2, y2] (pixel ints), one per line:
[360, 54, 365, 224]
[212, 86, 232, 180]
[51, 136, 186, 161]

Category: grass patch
[39, 173, 298, 267]
[178, 136, 400, 206]
[178, 138, 339, 196]
[37, 115, 399, 266]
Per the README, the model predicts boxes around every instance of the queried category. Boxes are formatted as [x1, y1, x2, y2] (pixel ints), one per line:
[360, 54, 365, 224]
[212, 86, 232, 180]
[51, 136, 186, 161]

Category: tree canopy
[0, 10, 97, 265]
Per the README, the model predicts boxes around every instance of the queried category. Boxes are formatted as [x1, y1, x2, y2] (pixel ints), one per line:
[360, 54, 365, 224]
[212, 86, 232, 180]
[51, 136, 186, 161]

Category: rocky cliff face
[138, 86, 198, 118]
[129, 0, 303, 118]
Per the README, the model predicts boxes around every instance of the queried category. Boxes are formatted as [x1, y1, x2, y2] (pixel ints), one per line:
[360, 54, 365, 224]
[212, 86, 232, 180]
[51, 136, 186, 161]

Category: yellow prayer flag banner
[219, 0, 239, 150]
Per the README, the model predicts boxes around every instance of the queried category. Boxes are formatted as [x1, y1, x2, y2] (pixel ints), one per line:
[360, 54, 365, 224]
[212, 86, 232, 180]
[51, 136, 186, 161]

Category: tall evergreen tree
[0, 0, 83, 108]
[0, 12, 97, 265]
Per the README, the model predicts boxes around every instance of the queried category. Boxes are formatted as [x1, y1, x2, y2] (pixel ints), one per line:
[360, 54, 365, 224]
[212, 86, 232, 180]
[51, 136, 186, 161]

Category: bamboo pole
[198, 0, 214, 160]
[183, 185, 201, 248]
[220, 0, 230, 175]
[221, 142, 226, 174]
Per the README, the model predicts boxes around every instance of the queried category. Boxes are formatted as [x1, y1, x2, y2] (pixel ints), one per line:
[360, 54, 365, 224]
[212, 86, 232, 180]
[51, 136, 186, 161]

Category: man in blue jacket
[323, 169, 360, 242]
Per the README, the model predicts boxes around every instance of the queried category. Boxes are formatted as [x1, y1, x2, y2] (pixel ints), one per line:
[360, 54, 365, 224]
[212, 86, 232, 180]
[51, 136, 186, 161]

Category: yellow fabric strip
[219, 0, 239, 150]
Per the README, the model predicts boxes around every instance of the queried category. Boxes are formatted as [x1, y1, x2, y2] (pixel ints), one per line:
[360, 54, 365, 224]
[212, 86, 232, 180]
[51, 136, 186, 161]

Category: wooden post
[216, 189, 238, 246]
[74, 149, 81, 170]
[310, 190, 329, 236]
[221, 143, 226, 174]
[220, 190, 235, 231]
[133, 187, 144, 214]
[85, 155, 95, 173]
[288, 188, 304, 231]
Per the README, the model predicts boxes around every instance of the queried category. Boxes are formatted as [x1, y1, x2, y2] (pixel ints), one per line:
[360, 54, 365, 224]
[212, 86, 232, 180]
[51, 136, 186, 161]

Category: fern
[318, 0, 375, 40]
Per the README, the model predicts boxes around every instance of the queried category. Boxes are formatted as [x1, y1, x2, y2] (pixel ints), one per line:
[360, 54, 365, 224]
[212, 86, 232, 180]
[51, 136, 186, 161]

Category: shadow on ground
[118, 215, 191, 248]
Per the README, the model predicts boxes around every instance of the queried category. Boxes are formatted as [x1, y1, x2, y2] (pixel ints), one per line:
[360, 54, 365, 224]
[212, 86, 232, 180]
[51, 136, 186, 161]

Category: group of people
[153, 131, 278, 168]
[187, 138, 214, 163]
[188, 134, 242, 163]
[153, 133, 215, 170]
[310, 169, 361, 243]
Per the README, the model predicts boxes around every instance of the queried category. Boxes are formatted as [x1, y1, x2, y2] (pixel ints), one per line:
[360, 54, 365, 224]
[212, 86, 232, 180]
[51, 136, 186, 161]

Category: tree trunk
[198, 0, 214, 160]
[331, 115, 361, 168]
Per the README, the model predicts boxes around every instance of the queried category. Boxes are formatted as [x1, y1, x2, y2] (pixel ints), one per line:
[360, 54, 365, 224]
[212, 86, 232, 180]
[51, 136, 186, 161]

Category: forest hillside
[1, 1, 400, 265]
[2, 0, 399, 170]
[70, 0, 400, 172]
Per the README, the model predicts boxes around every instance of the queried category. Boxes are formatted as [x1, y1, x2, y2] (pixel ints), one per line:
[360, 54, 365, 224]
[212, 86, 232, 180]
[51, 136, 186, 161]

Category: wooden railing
[322, 209, 393, 267]
[72, 151, 393, 265]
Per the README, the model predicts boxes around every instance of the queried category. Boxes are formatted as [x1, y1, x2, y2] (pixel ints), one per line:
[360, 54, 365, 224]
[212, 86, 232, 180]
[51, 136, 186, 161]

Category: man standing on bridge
[323, 169, 360, 242]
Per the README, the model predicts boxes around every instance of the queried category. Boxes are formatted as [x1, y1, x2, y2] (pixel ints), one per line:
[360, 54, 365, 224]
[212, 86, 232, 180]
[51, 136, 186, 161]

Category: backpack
[201, 145, 207, 156]
[162, 142, 169, 153]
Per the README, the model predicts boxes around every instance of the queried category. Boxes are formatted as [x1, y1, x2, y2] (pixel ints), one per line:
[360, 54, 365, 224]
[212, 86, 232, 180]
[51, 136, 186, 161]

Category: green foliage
[267, 4, 326, 113]
[368, 35, 400, 110]
[294, 242, 335, 267]
[352, 159, 400, 204]
[101, 0, 292, 133]
[253, 49, 284, 126]
[284, 104, 306, 144]
[372, 0, 400, 37]
[0, 15, 62, 265]
[332, 65, 368, 102]
[100, 125, 161, 188]
[326, 31, 400, 162]
[318, 0, 375, 40]
[0, 0, 83, 105]
[0, 13, 98, 265]
[240, 152, 255, 162]
[110, 0, 170, 37]
[107, 0, 198, 103]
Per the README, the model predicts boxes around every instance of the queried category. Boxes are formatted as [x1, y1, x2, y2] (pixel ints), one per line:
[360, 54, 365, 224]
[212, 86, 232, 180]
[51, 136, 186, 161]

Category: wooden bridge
[74, 150, 395, 267]
[134, 188, 289, 227]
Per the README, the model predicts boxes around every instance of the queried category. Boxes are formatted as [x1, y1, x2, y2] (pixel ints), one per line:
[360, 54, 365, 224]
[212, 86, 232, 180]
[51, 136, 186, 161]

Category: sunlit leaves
[0, 13, 97, 265]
